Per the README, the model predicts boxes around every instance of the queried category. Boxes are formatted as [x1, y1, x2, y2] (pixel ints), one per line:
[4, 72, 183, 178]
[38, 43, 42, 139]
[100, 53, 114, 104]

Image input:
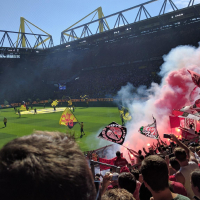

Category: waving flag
[98, 122, 127, 145]
[173, 110, 200, 121]
[172, 102, 200, 121]
[169, 116, 180, 128]
[20, 105, 26, 111]
[51, 100, 59, 107]
[184, 118, 196, 130]
[139, 116, 159, 139]
[179, 127, 198, 141]
[188, 70, 200, 87]
[59, 108, 78, 128]
[99, 153, 123, 171]
[118, 106, 132, 121]
[80, 95, 89, 101]
[99, 157, 115, 171]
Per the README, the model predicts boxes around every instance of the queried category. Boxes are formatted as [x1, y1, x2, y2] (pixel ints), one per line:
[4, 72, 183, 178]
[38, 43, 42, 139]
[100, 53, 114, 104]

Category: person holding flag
[114, 151, 128, 167]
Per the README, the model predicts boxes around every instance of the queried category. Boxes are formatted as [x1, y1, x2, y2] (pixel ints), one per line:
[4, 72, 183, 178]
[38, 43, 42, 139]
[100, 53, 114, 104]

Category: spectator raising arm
[143, 147, 148, 155]
[101, 174, 112, 196]
[170, 134, 198, 164]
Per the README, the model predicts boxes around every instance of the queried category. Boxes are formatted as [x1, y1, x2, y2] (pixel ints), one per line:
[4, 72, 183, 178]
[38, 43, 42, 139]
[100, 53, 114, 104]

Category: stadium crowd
[0, 131, 200, 200]
[0, 20, 198, 104]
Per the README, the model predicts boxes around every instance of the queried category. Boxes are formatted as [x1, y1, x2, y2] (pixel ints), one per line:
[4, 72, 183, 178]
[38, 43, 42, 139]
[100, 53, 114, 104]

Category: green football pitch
[0, 107, 121, 151]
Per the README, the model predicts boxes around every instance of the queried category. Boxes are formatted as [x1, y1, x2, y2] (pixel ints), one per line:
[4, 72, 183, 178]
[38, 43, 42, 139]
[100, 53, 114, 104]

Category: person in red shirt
[114, 151, 128, 167]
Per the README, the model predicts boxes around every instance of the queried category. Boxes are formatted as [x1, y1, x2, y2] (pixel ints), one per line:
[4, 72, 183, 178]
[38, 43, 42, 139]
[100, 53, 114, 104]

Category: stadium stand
[0, 1, 200, 104]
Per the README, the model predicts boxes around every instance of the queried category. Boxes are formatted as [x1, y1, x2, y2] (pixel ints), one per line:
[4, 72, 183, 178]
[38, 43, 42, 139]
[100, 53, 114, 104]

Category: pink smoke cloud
[119, 46, 200, 158]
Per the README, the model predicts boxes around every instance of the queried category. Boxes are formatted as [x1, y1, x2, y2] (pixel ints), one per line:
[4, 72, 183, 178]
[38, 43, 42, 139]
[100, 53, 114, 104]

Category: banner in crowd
[172, 109, 200, 121]
[99, 157, 115, 171]
[0, 105, 11, 109]
[139, 116, 159, 139]
[118, 105, 132, 121]
[180, 105, 200, 117]
[59, 108, 78, 128]
[98, 122, 127, 145]
[188, 69, 200, 88]
[51, 100, 59, 107]
[184, 118, 196, 130]
[169, 116, 180, 128]
[99, 153, 123, 171]
[179, 127, 198, 141]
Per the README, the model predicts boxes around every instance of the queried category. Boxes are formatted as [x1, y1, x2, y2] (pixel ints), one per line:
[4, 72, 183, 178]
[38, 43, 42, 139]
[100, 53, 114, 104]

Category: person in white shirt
[170, 134, 199, 199]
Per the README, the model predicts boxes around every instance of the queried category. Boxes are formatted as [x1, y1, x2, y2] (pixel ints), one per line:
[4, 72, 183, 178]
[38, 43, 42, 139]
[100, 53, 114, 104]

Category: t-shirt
[179, 161, 199, 199]
[114, 157, 128, 167]
[173, 194, 190, 200]
[150, 194, 190, 200]
[170, 181, 187, 197]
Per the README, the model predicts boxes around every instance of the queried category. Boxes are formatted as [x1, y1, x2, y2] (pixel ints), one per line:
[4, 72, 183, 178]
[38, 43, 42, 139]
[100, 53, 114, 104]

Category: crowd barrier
[90, 160, 142, 178]
[90, 160, 121, 178]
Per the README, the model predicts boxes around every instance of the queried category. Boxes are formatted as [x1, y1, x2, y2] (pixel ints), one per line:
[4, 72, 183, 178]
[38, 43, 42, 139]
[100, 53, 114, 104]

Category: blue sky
[0, 0, 200, 46]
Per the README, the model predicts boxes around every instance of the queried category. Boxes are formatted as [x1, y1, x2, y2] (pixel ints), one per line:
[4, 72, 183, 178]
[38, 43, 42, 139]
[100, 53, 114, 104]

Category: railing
[59, 0, 200, 44]
[90, 160, 142, 178]
[60, 0, 158, 44]
[90, 160, 121, 178]
[0, 30, 54, 49]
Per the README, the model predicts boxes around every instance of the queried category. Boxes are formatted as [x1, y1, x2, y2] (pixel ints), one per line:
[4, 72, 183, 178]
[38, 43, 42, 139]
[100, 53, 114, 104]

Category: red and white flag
[172, 104, 200, 121]
[184, 118, 196, 130]
[179, 127, 198, 141]
[169, 116, 180, 128]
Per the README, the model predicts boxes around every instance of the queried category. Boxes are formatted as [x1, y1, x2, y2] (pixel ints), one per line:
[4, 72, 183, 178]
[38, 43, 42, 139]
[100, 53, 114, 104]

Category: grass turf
[0, 107, 121, 151]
